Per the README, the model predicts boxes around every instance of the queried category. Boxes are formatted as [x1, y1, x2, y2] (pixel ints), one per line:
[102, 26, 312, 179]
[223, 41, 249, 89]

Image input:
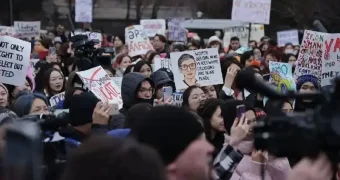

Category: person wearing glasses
[111, 72, 155, 129]
[178, 54, 198, 87]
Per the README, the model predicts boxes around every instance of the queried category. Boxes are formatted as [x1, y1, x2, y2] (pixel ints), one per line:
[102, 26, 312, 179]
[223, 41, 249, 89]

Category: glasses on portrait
[139, 88, 154, 95]
[181, 63, 196, 70]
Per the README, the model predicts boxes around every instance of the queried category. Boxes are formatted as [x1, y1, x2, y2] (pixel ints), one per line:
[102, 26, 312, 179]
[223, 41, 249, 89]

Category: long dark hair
[182, 85, 203, 108]
[43, 68, 65, 97]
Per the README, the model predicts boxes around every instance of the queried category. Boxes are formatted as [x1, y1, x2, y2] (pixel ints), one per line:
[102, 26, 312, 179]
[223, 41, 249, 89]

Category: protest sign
[76, 66, 123, 109]
[223, 24, 264, 47]
[294, 30, 327, 81]
[111, 77, 123, 90]
[231, 0, 271, 24]
[0, 26, 16, 37]
[269, 61, 296, 93]
[75, 0, 93, 23]
[71, 31, 102, 41]
[125, 25, 153, 57]
[14, 21, 41, 38]
[49, 92, 65, 107]
[321, 33, 340, 87]
[154, 58, 172, 71]
[170, 48, 223, 90]
[168, 18, 187, 42]
[0, 36, 31, 86]
[140, 19, 166, 37]
[172, 92, 183, 107]
[277, 29, 299, 47]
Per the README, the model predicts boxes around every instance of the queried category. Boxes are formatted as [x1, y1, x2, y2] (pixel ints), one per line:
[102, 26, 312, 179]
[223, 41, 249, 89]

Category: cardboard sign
[231, 0, 271, 24]
[49, 92, 65, 107]
[294, 30, 327, 81]
[321, 33, 340, 87]
[14, 21, 41, 38]
[277, 29, 299, 47]
[76, 66, 123, 109]
[0, 36, 31, 86]
[223, 24, 264, 47]
[154, 58, 172, 71]
[75, 0, 93, 23]
[168, 18, 187, 42]
[170, 48, 223, 90]
[140, 19, 166, 37]
[125, 25, 154, 57]
[269, 62, 296, 93]
[172, 92, 183, 107]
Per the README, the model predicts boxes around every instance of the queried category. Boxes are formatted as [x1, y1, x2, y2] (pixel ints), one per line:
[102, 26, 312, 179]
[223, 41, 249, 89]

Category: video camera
[70, 33, 114, 71]
[236, 68, 340, 164]
[17, 113, 69, 133]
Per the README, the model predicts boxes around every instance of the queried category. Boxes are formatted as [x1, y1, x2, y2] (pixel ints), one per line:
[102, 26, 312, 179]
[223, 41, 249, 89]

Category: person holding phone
[221, 99, 291, 180]
[151, 70, 176, 104]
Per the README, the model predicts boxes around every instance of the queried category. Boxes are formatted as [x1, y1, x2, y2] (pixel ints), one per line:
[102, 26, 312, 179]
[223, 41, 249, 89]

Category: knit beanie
[0, 83, 8, 95]
[131, 105, 203, 165]
[296, 75, 319, 90]
[69, 92, 100, 126]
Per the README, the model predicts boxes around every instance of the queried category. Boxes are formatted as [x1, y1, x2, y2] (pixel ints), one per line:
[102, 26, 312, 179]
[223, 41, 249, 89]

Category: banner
[170, 48, 223, 90]
[111, 77, 123, 90]
[231, 0, 271, 24]
[277, 29, 299, 47]
[125, 25, 154, 57]
[76, 66, 123, 109]
[0, 36, 31, 86]
[223, 24, 264, 47]
[0, 26, 16, 37]
[154, 58, 172, 71]
[75, 0, 93, 23]
[49, 92, 65, 107]
[140, 19, 166, 37]
[269, 61, 296, 93]
[294, 30, 327, 82]
[322, 34, 340, 87]
[168, 18, 187, 42]
[14, 21, 41, 38]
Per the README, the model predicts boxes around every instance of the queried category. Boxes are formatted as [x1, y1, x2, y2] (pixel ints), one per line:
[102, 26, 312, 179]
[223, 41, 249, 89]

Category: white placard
[168, 18, 187, 42]
[76, 66, 123, 109]
[125, 25, 154, 57]
[321, 33, 340, 87]
[14, 21, 41, 38]
[49, 92, 65, 107]
[172, 92, 183, 107]
[154, 58, 172, 71]
[0, 36, 31, 86]
[0, 26, 16, 37]
[223, 24, 264, 47]
[140, 19, 166, 37]
[277, 29, 299, 47]
[72, 31, 102, 41]
[231, 0, 271, 24]
[75, 0, 93, 23]
[170, 48, 223, 90]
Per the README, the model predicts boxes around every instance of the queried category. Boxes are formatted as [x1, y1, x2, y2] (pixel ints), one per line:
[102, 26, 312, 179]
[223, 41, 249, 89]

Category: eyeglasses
[181, 63, 196, 70]
[139, 88, 154, 95]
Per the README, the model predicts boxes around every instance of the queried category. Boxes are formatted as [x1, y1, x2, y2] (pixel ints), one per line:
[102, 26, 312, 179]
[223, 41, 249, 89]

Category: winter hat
[0, 107, 17, 126]
[131, 105, 203, 165]
[208, 36, 221, 44]
[0, 83, 8, 95]
[151, 70, 176, 90]
[69, 92, 100, 126]
[296, 75, 319, 90]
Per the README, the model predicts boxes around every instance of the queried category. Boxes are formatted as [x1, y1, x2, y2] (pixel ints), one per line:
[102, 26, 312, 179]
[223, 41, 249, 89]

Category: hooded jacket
[110, 72, 154, 129]
[151, 70, 176, 90]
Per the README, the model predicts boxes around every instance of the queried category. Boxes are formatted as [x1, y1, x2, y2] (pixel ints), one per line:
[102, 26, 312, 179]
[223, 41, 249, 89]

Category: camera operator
[59, 92, 112, 144]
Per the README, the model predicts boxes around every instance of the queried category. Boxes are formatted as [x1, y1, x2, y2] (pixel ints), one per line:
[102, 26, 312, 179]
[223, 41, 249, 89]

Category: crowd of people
[0, 24, 335, 180]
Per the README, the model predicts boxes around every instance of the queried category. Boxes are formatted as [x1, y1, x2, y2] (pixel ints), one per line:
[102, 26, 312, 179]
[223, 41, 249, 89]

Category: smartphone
[236, 105, 246, 119]
[48, 47, 56, 55]
[163, 87, 173, 101]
